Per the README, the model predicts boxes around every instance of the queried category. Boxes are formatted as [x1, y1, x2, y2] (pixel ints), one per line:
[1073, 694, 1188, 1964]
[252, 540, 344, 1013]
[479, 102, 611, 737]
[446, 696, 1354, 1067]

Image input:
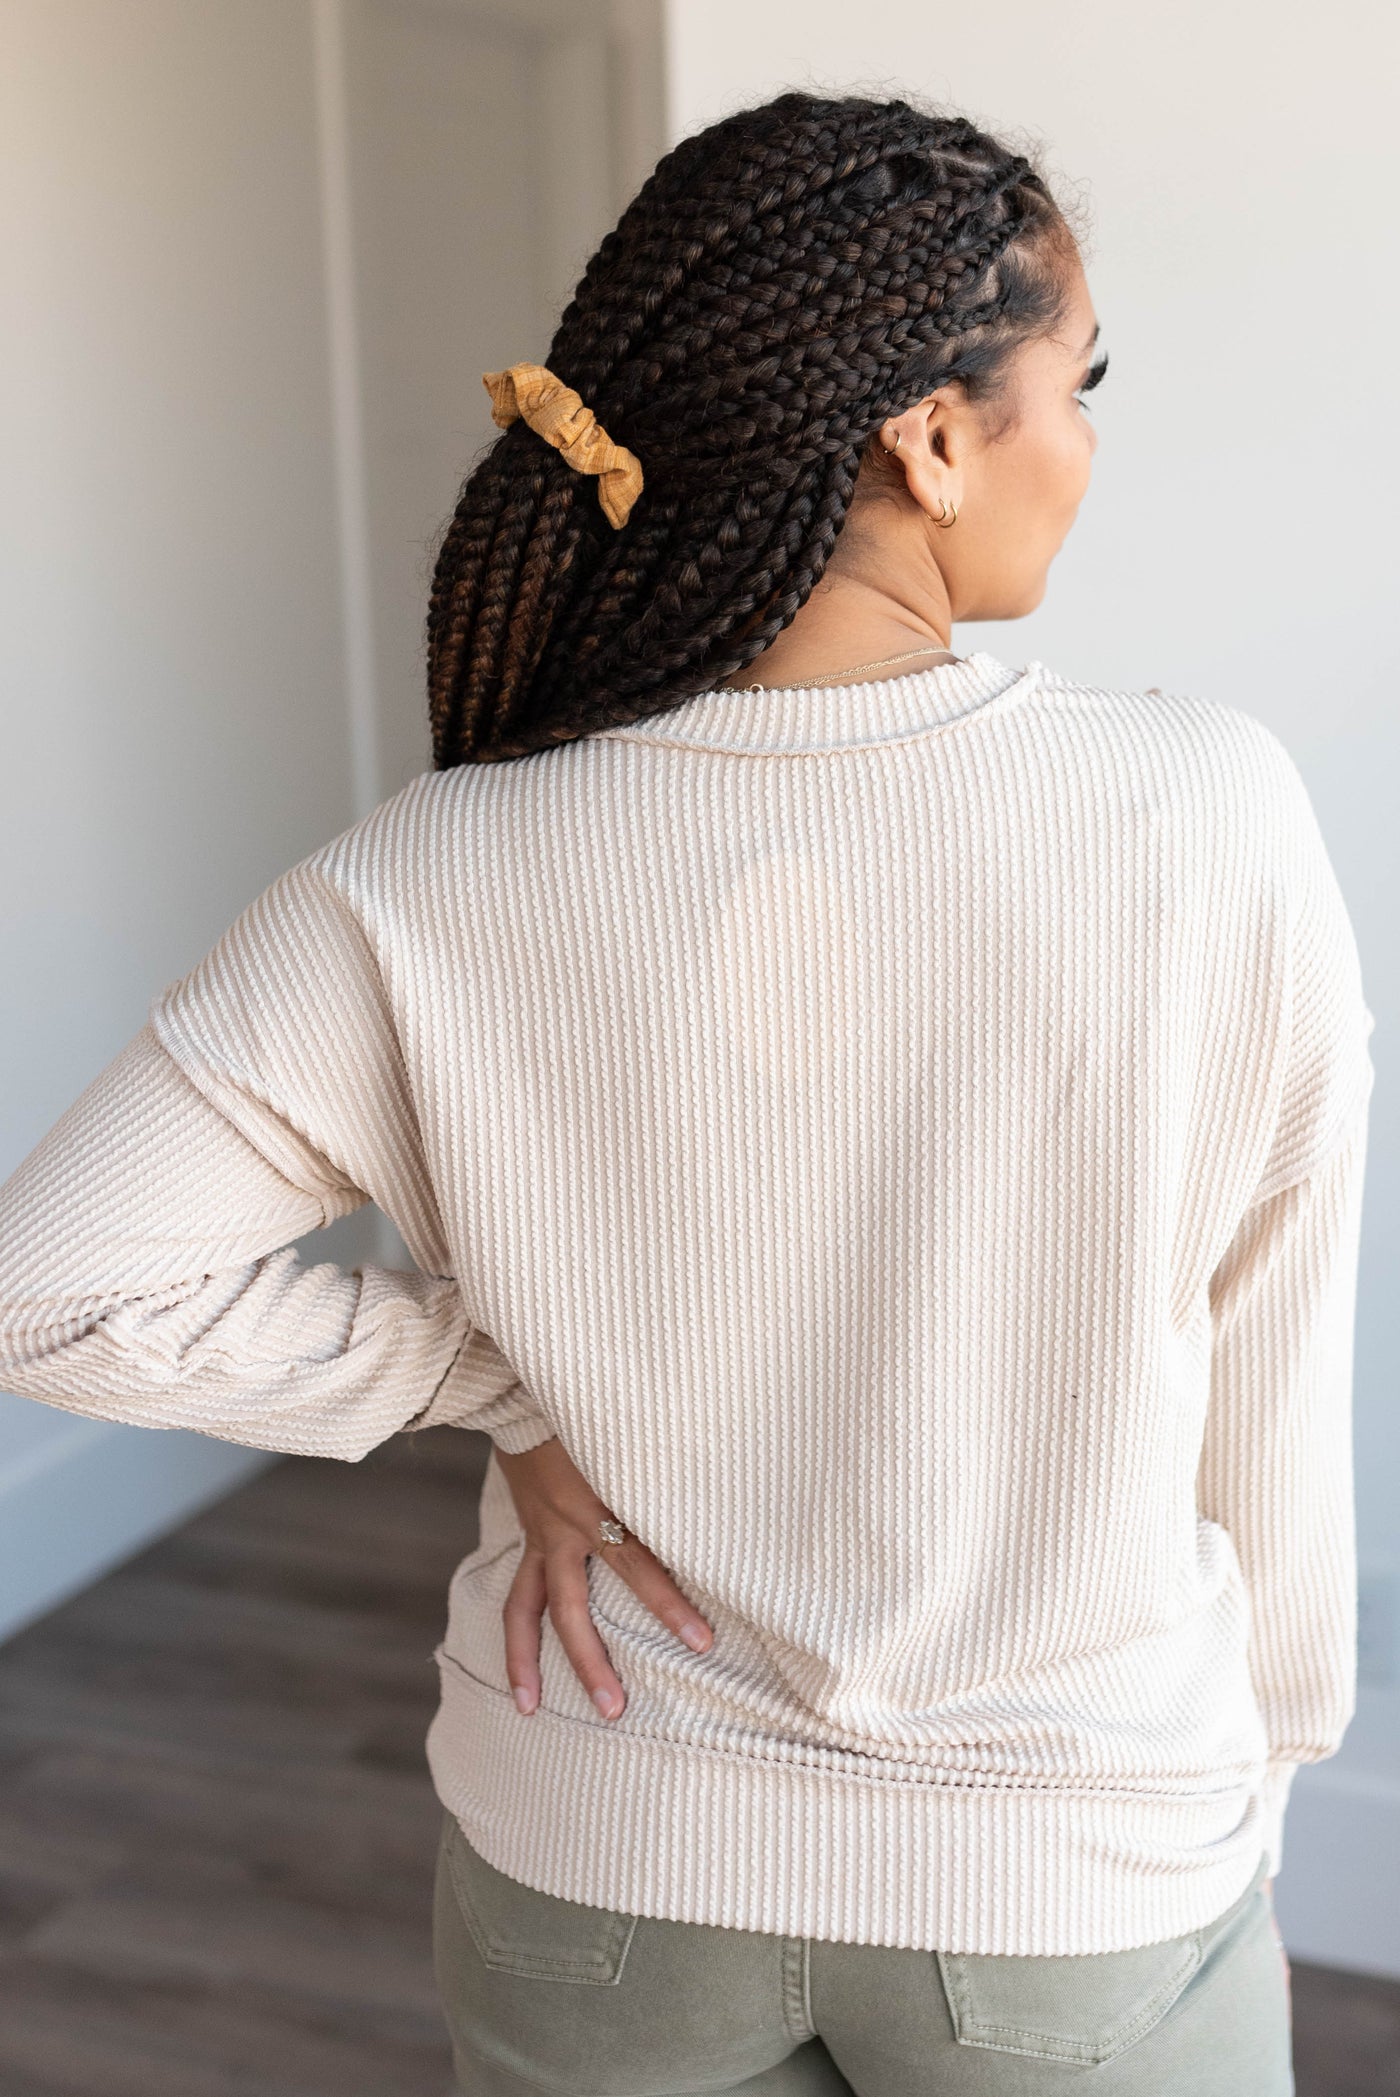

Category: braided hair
[426, 90, 1082, 767]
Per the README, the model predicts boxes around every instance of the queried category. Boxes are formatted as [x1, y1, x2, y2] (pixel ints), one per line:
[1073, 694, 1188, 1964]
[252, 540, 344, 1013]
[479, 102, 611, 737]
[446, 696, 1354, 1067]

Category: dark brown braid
[426, 90, 1082, 767]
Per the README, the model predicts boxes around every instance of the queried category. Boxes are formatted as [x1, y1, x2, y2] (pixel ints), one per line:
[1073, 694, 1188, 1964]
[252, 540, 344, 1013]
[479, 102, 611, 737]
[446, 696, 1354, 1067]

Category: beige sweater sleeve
[0, 854, 557, 1461]
[1198, 756, 1376, 1880]
[1201, 1099, 1371, 1879]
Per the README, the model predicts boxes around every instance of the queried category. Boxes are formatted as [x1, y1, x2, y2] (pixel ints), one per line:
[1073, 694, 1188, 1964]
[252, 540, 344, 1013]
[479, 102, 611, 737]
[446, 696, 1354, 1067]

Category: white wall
[340, 0, 658, 795]
[0, 0, 661, 1641]
[0, 0, 360, 1640]
[662, 0, 1400, 1974]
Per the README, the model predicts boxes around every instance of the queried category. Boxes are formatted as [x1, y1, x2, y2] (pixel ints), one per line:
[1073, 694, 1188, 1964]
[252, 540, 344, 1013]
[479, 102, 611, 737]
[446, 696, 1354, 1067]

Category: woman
[0, 88, 1373, 2095]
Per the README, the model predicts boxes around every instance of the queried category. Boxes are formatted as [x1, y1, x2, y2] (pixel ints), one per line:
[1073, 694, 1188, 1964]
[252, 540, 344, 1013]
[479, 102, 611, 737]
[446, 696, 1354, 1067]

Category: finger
[502, 1547, 549, 1715]
[598, 1536, 713, 1652]
[547, 1553, 628, 1718]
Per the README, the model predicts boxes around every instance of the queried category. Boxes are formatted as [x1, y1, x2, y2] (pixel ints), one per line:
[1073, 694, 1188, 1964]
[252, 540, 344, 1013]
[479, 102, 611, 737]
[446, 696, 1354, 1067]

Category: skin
[715, 242, 1101, 685]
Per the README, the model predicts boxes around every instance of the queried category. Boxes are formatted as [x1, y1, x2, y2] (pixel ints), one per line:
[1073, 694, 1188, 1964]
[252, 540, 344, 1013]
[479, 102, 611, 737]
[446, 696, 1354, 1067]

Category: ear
[875, 390, 967, 525]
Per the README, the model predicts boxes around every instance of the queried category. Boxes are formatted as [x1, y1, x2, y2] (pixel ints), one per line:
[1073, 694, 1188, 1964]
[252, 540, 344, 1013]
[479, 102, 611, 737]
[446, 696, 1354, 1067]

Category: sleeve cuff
[413, 1324, 557, 1452]
[1257, 1760, 1299, 1879]
[479, 1406, 560, 1455]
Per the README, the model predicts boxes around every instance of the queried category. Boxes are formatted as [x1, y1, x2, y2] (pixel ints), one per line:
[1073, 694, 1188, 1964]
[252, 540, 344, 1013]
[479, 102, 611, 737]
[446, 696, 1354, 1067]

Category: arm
[1200, 1091, 1371, 1878]
[0, 847, 557, 1461]
[1198, 741, 1376, 1879]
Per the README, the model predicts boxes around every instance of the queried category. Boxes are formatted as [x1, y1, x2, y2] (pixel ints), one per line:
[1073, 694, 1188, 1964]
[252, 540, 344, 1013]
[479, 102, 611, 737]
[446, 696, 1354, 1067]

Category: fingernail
[680, 1622, 709, 1651]
[593, 1687, 620, 1717]
[513, 1686, 535, 1714]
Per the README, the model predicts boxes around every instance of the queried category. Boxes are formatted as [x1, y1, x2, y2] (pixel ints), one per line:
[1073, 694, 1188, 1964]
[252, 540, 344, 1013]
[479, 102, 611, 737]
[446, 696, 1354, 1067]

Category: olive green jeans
[432, 1811, 1292, 2096]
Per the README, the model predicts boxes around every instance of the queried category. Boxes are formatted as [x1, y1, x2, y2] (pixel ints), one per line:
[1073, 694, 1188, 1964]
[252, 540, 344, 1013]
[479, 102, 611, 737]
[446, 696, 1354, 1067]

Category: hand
[493, 1435, 713, 1721]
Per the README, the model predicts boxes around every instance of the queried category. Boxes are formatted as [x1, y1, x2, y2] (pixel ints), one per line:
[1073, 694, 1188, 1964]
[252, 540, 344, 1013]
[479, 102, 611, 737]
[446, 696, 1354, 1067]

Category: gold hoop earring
[935, 497, 957, 529]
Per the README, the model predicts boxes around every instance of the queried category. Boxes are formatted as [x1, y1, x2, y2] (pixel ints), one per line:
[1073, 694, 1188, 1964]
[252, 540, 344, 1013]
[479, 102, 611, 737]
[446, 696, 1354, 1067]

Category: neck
[716, 519, 957, 690]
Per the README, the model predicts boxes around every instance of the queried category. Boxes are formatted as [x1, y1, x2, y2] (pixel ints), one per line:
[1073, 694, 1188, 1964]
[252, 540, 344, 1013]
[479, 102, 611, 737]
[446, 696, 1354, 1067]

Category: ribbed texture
[0, 650, 1376, 1953]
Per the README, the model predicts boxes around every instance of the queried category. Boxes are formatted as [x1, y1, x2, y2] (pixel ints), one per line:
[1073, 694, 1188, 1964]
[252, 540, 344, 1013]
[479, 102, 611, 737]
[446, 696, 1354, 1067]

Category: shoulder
[1030, 661, 1313, 831]
[288, 761, 566, 958]
[303, 765, 501, 902]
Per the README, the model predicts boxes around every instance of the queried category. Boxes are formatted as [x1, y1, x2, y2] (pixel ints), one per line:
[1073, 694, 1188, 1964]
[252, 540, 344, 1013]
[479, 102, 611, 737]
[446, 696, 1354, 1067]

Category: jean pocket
[935, 1924, 1204, 2066]
[442, 1813, 640, 1985]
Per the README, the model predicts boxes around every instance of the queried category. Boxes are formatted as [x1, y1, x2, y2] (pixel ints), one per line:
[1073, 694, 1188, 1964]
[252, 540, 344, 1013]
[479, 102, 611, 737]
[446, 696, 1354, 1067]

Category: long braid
[426, 91, 1079, 766]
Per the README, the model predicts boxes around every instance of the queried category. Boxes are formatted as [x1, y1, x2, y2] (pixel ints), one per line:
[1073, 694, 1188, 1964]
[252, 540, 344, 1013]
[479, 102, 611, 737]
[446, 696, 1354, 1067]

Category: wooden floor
[0, 1428, 479, 2097]
[0, 1427, 1396, 2097]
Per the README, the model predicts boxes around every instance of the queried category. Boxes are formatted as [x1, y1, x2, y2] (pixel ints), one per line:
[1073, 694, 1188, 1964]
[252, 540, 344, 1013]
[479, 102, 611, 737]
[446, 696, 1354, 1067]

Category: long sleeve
[1198, 751, 1376, 1880]
[1201, 1096, 1372, 1878]
[0, 851, 558, 1461]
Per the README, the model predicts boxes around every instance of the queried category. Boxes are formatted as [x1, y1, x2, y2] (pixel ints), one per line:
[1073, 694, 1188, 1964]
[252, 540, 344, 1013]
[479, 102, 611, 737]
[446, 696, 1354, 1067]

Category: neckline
[593, 651, 1043, 754]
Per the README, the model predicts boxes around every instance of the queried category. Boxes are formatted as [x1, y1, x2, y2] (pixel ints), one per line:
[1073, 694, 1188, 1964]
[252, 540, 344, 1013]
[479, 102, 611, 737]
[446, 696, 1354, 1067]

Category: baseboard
[0, 1413, 275, 1644]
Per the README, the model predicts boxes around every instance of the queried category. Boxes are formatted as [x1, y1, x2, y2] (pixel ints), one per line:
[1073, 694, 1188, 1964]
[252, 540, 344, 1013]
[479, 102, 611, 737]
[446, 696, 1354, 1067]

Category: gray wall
[663, 0, 1400, 1974]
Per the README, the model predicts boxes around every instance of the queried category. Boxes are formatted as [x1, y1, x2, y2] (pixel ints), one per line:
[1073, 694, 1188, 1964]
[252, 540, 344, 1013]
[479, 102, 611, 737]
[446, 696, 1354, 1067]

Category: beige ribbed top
[0, 651, 1376, 1953]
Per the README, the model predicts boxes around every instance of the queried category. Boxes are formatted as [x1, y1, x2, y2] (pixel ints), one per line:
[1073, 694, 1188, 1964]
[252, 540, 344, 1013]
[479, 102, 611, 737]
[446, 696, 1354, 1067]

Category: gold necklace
[739, 644, 956, 694]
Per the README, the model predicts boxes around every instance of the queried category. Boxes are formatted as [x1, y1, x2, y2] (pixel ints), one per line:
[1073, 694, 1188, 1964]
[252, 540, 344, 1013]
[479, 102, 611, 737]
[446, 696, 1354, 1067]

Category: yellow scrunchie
[482, 361, 643, 529]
